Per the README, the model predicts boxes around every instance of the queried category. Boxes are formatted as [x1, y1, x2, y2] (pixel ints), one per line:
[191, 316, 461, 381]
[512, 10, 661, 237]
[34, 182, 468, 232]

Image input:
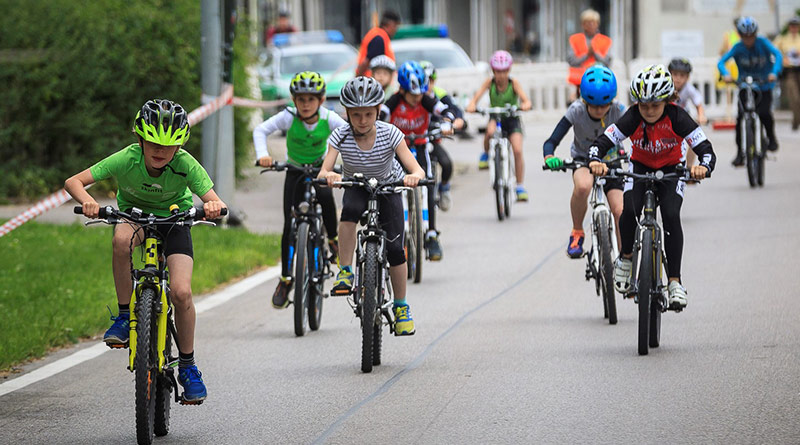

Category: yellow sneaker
[393, 303, 416, 336]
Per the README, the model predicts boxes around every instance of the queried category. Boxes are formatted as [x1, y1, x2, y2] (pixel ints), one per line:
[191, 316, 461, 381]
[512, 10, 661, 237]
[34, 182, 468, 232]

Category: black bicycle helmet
[668, 58, 693, 74]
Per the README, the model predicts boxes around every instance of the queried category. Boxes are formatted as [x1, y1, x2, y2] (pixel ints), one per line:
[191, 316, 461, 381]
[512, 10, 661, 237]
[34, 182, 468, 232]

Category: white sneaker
[614, 257, 633, 293]
[668, 281, 688, 310]
[439, 190, 452, 211]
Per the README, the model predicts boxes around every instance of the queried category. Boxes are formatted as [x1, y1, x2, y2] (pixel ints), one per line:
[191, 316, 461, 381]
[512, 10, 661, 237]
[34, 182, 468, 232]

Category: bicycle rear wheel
[135, 287, 157, 445]
[598, 217, 617, 325]
[154, 329, 171, 437]
[361, 241, 379, 373]
[637, 234, 654, 356]
[293, 222, 310, 337]
[308, 231, 325, 331]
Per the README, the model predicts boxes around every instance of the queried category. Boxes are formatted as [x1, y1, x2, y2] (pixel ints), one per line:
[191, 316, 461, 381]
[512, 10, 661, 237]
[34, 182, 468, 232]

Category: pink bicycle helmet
[490, 50, 513, 70]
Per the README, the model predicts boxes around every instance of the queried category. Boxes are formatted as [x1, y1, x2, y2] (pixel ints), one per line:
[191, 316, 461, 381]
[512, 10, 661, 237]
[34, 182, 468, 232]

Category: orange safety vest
[357, 27, 395, 77]
[567, 33, 612, 85]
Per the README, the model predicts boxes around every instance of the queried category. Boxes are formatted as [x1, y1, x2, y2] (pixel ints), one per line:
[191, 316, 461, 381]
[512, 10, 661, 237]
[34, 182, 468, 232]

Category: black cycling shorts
[490, 116, 523, 135]
[340, 188, 405, 267]
[118, 211, 194, 258]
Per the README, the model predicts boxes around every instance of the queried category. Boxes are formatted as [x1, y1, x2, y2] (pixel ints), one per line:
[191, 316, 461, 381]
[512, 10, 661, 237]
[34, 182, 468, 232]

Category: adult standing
[566, 9, 612, 98]
[265, 9, 297, 45]
[355, 10, 400, 77]
[774, 16, 800, 130]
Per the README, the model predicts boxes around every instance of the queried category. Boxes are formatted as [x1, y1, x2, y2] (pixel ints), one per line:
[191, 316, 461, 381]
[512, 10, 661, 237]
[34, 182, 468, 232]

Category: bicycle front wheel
[410, 188, 424, 283]
[598, 217, 617, 325]
[308, 231, 325, 331]
[135, 287, 157, 445]
[293, 222, 310, 337]
[494, 149, 505, 221]
[745, 119, 757, 188]
[360, 241, 380, 373]
[637, 233, 654, 356]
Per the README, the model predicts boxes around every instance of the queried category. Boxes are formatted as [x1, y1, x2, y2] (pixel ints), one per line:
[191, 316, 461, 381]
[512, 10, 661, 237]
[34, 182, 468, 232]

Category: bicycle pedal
[179, 397, 205, 406]
[330, 289, 351, 297]
[105, 342, 127, 349]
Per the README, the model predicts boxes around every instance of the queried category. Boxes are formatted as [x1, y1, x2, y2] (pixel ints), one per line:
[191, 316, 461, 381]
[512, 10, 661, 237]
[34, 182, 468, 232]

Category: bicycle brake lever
[84, 220, 108, 226]
[193, 221, 217, 227]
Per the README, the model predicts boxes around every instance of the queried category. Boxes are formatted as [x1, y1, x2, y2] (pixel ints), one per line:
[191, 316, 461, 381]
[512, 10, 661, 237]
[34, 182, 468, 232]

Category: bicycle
[403, 121, 451, 283]
[543, 158, 622, 325]
[737, 76, 768, 188]
[328, 174, 432, 373]
[474, 104, 519, 221]
[607, 166, 704, 355]
[258, 161, 335, 336]
[74, 204, 225, 445]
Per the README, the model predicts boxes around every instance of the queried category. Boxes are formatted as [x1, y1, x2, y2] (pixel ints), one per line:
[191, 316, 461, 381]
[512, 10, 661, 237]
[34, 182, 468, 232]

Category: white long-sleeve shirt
[252, 107, 347, 160]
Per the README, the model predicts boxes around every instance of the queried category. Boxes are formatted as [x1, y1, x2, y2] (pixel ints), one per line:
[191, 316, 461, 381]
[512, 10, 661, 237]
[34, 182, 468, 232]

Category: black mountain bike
[608, 167, 704, 355]
[544, 159, 622, 325]
[75, 205, 225, 445]
[260, 162, 335, 336]
[738, 76, 768, 188]
[329, 174, 432, 373]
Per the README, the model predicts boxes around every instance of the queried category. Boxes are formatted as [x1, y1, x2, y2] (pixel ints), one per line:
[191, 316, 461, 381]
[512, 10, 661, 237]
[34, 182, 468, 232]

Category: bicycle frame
[488, 120, 514, 190]
[587, 177, 619, 279]
[628, 187, 667, 309]
[739, 77, 763, 158]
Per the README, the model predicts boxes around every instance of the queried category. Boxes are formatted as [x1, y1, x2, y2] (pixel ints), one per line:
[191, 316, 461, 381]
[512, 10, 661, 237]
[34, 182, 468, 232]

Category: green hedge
[0, 1, 257, 200]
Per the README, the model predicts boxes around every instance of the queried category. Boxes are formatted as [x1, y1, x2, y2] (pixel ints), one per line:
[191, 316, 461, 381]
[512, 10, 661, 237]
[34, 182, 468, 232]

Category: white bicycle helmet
[369, 55, 396, 72]
[630, 64, 674, 103]
[339, 76, 385, 108]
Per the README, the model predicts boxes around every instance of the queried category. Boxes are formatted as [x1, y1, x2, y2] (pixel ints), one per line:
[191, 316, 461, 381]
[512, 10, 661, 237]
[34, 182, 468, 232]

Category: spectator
[566, 9, 612, 99]
[266, 9, 297, 45]
[356, 10, 400, 77]
[774, 16, 800, 130]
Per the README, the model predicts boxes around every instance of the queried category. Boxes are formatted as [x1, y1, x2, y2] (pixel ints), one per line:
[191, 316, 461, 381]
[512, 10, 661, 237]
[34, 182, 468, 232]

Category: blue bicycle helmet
[580, 65, 618, 106]
[397, 61, 428, 94]
[736, 16, 758, 35]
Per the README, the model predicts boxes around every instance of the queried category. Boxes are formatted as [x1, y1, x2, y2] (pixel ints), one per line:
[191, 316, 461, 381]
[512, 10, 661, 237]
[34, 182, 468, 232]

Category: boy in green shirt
[65, 99, 226, 402]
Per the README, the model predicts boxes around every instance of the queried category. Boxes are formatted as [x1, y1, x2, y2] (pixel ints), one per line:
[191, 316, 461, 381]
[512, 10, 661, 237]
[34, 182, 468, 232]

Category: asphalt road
[2, 120, 799, 444]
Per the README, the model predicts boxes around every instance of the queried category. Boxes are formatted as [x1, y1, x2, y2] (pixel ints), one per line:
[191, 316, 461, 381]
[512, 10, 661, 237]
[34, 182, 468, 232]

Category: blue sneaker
[178, 365, 207, 402]
[103, 313, 129, 346]
[567, 229, 585, 258]
[393, 303, 416, 336]
[478, 153, 489, 170]
[515, 186, 529, 202]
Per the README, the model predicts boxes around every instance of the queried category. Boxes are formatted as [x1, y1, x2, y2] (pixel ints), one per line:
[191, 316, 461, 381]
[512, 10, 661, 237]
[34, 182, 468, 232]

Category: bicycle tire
[135, 287, 157, 445]
[154, 329, 171, 437]
[757, 130, 766, 187]
[494, 148, 505, 221]
[308, 231, 324, 331]
[504, 152, 512, 218]
[649, 250, 664, 348]
[293, 222, 310, 337]
[411, 188, 424, 283]
[637, 233, 654, 356]
[598, 217, 617, 325]
[361, 241, 379, 373]
[745, 119, 757, 188]
[372, 311, 382, 366]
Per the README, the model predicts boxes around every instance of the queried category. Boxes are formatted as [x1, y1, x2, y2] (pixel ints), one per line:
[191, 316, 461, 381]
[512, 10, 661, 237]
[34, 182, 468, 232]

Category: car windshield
[394, 49, 472, 69]
[280, 48, 355, 75]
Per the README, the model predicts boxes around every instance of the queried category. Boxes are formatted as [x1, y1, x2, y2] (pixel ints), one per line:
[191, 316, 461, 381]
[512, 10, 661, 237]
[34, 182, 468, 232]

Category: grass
[0, 220, 279, 371]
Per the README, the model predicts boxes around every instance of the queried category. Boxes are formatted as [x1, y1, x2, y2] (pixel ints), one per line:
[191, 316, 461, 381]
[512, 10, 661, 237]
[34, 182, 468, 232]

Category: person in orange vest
[566, 9, 612, 99]
[355, 10, 400, 77]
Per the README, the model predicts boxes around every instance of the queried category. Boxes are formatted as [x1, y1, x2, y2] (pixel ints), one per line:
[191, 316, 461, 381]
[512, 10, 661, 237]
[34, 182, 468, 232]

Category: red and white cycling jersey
[383, 93, 452, 146]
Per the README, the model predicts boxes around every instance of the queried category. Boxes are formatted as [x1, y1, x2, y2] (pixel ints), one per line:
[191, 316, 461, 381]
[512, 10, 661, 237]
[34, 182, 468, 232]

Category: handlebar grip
[73, 206, 83, 214]
[312, 178, 329, 185]
[194, 207, 228, 220]
[254, 160, 260, 167]
[417, 178, 435, 186]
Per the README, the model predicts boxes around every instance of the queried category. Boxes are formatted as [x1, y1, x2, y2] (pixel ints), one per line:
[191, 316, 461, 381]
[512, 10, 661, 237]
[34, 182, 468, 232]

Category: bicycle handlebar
[257, 162, 341, 175]
[542, 158, 625, 172]
[329, 175, 434, 189]
[473, 104, 521, 117]
[74, 205, 227, 223]
[608, 167, 710, 182]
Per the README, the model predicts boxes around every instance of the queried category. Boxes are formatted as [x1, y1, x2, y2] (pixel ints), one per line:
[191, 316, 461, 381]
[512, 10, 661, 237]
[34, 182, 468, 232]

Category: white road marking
[0, 266, 280, 398]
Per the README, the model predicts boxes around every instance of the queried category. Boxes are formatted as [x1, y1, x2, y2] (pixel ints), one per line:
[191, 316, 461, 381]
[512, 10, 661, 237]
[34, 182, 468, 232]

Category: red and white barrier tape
[0, 83, 278, 238]
[231, 96, 288, 109]
[0, 189, 74, 237]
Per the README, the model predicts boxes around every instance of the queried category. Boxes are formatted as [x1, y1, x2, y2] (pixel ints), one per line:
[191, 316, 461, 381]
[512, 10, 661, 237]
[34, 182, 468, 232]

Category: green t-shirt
[489, 78, 519, 107]
[90, 144, 214, 217]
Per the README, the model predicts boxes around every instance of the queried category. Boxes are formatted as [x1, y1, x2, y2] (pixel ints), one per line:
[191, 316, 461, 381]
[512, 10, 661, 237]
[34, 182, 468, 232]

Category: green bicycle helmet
[289, 71, 326, 96]
[133, 99, 191, 146]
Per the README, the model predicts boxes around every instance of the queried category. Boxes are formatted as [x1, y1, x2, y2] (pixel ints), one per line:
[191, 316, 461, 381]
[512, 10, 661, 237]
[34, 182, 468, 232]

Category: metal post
[201, 0, 222, 178]
[216, 0, 240, 225]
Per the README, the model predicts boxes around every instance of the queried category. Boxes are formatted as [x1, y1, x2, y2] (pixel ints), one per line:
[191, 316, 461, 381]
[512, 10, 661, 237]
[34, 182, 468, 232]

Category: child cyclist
[319, 76, 426, 335]
[668, 58, 707, 167]
[542, 65, 626, 258]
[369, 55, 397, 95]
[587, 65, 716, 310]
[252, 71, 347, 309]
[382, 61, 459, 260]
[64, 99, 227, 402]
[419, 60, 466, 211]
[718, 16, 783, 166]
[465, 50, 532, 201]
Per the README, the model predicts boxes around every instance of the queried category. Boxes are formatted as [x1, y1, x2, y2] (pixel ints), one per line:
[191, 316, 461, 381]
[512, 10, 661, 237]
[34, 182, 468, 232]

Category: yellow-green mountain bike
[75, 204, 225, 445]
